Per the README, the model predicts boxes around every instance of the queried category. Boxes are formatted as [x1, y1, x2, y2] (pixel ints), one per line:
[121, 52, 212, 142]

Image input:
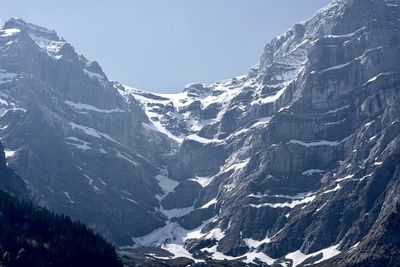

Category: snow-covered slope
[119, 0, 400, 266]
[1, 0, 400, 266]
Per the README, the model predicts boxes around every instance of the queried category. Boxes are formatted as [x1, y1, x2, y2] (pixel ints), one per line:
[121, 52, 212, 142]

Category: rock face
[0, 18, 176, 245]
[124, 0, 400, 265]
[1, 0, 400, 265]
[0, 141, 28, 198]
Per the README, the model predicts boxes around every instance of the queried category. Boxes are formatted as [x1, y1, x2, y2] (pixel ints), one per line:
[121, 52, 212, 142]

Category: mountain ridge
[0, 0, 400, 266]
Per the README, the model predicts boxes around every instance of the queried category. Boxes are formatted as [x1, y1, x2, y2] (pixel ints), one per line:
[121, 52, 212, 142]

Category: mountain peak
[1, 17, 69, 60]
[3, 17, 62, 42]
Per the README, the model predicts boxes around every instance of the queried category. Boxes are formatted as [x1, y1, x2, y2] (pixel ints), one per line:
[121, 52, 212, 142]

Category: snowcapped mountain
[0, 18, 176, 244]
[120, 0, 400, 266]
[0, 0, 400, 266]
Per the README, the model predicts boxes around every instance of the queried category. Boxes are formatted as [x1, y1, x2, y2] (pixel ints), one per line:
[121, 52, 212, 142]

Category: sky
[0, 0, 332, 93]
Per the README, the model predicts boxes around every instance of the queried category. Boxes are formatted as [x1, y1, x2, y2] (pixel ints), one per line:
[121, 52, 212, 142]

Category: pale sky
[0, 0, 331, 93]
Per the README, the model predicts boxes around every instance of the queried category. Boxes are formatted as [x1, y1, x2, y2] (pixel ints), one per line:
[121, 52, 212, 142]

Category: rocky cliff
[1, 0, 399, 266]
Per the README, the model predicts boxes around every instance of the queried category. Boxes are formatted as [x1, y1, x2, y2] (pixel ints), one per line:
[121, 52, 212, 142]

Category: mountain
[0, 17, 176, 245]
[1, 0, 400, 266]
[120, 0, 400, 265]
[0, 142, 122, 267]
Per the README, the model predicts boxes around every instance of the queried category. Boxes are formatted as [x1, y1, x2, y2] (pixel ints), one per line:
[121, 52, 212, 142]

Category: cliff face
[0, 141, 27, 198]
[0, 18, 176, 244]
[126, 0, 400, 265]
[1, 0, 400, 265]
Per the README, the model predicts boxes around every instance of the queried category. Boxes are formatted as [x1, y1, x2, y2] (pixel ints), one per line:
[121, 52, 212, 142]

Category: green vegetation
[0, 190, 122, 267]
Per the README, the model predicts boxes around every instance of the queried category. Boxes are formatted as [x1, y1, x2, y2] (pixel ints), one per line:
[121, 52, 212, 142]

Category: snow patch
[65, 136, 92, 151]
[201, 198, 217, 209]
[65, 100, 123, 113]
[364, 72, 393, 85]
[63, 192, 74, 204]
[115, 150, 139, 167]
[4, 149, 16, 159]
[335, 174, 354, 182]
[284, 244, 341, 266]
[68, 122, 119, 144]
[161, 244, 199, 261]
[321, 184, 341, 194]
[69, 122, 101, 138]
[318, 62, 351, 73]
[0, 28, 21, 37]
[302, 169, 325, 176]
[250, 195, 316, 209]
[243, 234, 272, 249]
[251, 88, 285, 105]
[121, 197, 138, 205]
[289, 139, 341, 147]
[162, 207, 193, 219]
[322, 105, 350, 114]
[190, 176, 213, 187]
[29, 34, 65, 57]
[155, 167, 179, 200]
[186, 134, 221, 144]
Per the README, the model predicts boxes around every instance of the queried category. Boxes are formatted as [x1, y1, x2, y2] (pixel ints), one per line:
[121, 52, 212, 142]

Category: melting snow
[321, 184, 341, 194]
[0, 28, 21, 37]
[251, 88, 285, 106]
[318, 62, 351, 73]
[121, 197, 138, 205]
[242, 252, 275, 265]
[97, 177, 107, 186]
[204, 228, 225, 241]
[322, 105, 350, 114]
[220, 159, 250, 175]
[252, 117, 272, 127]
[68, 122, 119, 144]
[115, 150, 139, 167]
[120, 86, 185, 143]
[364, 72, 393, 85]
[82, 173, 101, 192]
[250, 195, 316, 209]
[132, 218, 212, 248]
[69, 122, 101, 138]
[4, 149, 16, 159]
[160, 244, 199, 261]
[162, 207, 194, 219]
[186, 134, 220, 144]
[201, 198, 217, 209]
[335, 174, 354, 182]
[155, 167, 179, 200]
[302, 169, 325, 176]
[65, 100, 123, 113]
[29, 34, 65, 57]
[190, 176, 213, 187]
[243, 234, 272, 249]
[63, 191, 74, 204]
[285, 244, 341, 266]
[65, 136, 92, 151]
[289, 139, 341, 147]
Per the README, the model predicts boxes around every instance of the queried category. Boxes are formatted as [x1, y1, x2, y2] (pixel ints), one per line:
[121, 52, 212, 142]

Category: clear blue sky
[0, 0, 331, 93]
